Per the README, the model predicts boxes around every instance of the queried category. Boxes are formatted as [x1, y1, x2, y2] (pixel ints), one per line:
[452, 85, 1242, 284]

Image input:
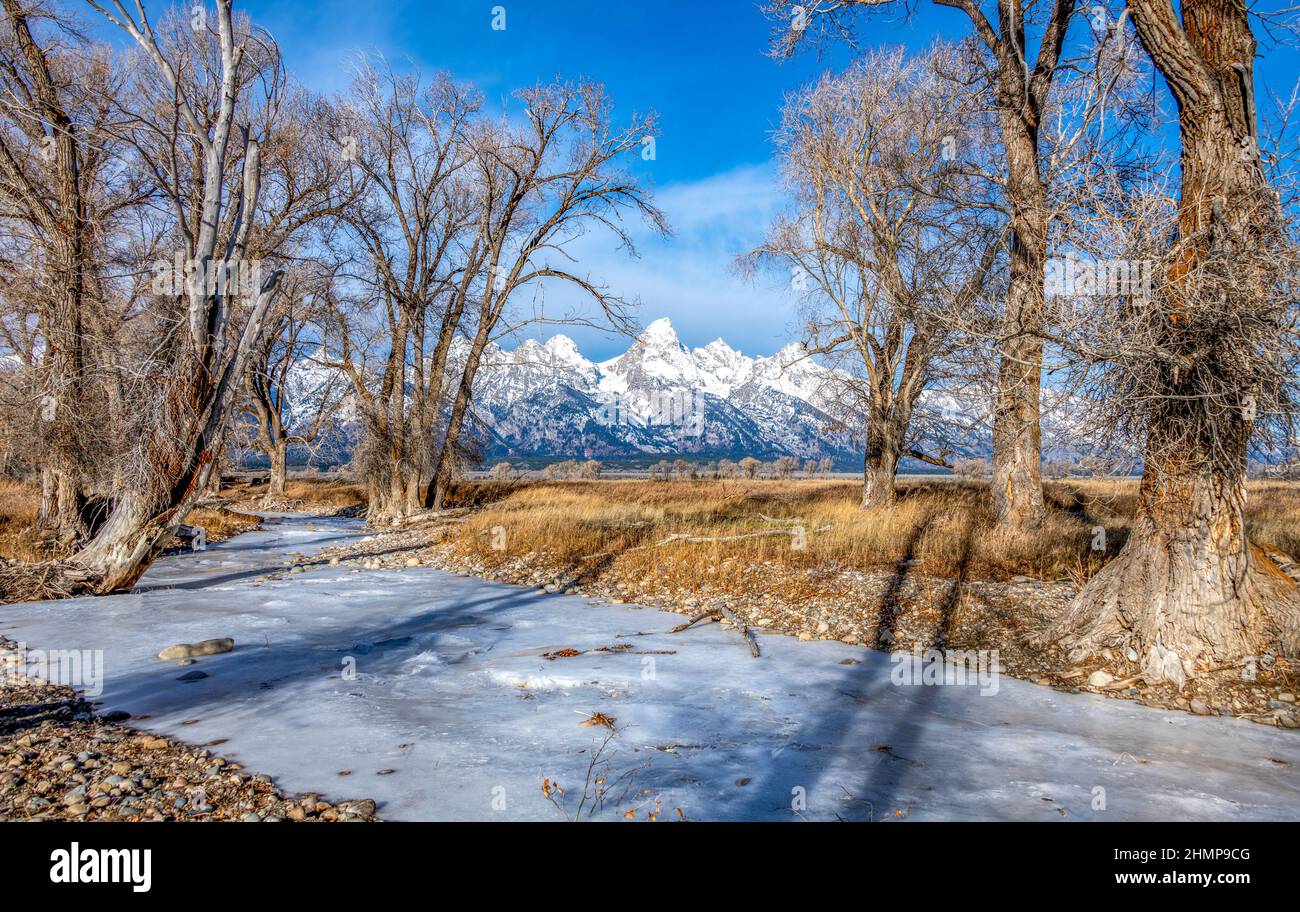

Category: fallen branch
[668, 605, 759, 658]
[718, 604, 760, 658]
[0, 560, 99, 604]
[668, 609, 722, 633]
[653, 524, 832, 547]
[902, 448, 953, 470]
[1100, 674, 1146, 691]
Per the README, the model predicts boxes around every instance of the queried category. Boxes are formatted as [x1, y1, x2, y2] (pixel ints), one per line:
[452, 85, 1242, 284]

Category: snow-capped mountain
[466, 317, 865, 461]
[277, 316, 1028, 466]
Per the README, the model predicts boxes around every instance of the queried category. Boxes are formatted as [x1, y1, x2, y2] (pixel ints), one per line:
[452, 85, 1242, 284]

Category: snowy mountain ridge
[278, 316, 1027, 465]
[465, 317, 865, 461]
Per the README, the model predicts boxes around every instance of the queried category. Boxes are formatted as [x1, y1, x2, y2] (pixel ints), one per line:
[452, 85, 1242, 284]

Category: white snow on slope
[5, 516, 1299, 822]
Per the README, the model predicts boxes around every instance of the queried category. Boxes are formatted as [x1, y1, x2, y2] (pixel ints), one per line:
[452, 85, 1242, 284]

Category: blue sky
[88, 1, 1300, 360]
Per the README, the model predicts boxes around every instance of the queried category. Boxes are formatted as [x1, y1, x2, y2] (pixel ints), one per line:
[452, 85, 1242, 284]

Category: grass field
[434, 476, 1300, 588]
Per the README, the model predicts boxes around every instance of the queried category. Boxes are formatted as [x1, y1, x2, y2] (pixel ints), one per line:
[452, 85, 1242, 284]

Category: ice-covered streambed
[4, 514, 1299, 821]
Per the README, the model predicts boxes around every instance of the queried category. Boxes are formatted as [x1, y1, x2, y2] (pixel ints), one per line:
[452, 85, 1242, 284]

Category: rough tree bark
[862, 421, 903, 508]
[989, 152, 1048, 529]
[1049, 0, 1300, 680]
[68, 0, 283, 593]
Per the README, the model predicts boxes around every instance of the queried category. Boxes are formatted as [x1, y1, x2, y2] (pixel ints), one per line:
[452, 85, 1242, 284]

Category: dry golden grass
[441, 476, 1300, 588]
[4, 475, 1297, 589]
[0, 480, 48, 563]
[185, 505, 262, 542]
[278, 478, 366, 507]
[219, 476, 366, 510]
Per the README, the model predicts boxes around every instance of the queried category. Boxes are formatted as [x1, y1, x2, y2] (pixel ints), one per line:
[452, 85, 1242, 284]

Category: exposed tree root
[1045, 540, 1300, 688]
[0, 560, 100, 604]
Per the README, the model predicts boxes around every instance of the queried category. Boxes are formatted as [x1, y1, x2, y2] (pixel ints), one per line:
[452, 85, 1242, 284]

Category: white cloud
[520, 162, 800, 360]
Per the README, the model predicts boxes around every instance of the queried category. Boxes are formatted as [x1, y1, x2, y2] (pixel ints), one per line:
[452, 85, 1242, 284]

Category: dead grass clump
[184, 506, 262, 544]
[279, 479, 366, 508]
[0, 481, 54, 562]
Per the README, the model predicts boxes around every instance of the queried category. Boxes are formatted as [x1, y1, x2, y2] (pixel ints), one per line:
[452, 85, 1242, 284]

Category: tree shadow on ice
[725, 514, 983, 822]
[91, 585, 543, 728]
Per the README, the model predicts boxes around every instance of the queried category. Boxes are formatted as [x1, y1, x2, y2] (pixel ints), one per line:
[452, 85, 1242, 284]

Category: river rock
[158, 638, 234, 661]
[338, 798, 377, 817]
[1088, 670, 1115, 688]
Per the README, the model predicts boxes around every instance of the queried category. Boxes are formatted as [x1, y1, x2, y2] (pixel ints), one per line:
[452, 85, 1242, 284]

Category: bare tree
[0, 0, 141, 545]
[765, 0, 1089, 528]
[749, 47, 1001, 506]
[244, 275, 343, 497]
[772, 455, 800, 479]
[424, 81, 665, 510]
[316, 61, 483, 523]
[57, 0, 287, 592]
[1046, 0, 1300, 681]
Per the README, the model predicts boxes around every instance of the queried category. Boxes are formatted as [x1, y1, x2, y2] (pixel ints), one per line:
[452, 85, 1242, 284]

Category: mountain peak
[543, 334, 586, 363]
[639, 317, 680, 347]
[699, 337, 739, 356]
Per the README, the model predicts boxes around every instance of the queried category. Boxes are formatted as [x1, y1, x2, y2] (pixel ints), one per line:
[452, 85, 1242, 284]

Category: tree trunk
[53, 469, 86, 548]
[1051, 0, 1300, 679]
[71, 275, 280, 592]
[5, 0, 91, 550]
[73, 484, 206, 593]
[37, 465, 57, 530]
[861, 416, 901, 508]
[268, 441, 287, 497]
[427, 330, 488, 511]
[989, 113, 1047, 530]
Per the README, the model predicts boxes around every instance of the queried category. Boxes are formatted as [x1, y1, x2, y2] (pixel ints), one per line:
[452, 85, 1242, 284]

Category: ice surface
[5, 515, 1299, 821]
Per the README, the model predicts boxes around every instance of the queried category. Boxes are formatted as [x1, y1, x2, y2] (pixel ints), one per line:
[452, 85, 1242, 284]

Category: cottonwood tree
[1046, 0, 1300, 681]
[0, 0, 142, 545]
[766, 0, 1084, 528]
[58, 0, 288, 592]
[424, 81, 665, 510]
[749, 47, 1002, 506]
[317, 62, 481, 523]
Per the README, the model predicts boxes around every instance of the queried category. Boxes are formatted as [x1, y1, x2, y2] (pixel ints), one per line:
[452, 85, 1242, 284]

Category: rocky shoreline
[1, 639, 379, 823]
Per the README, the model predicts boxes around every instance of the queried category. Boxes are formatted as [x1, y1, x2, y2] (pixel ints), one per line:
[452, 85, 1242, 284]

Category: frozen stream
[4, 514, 1299, 821]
